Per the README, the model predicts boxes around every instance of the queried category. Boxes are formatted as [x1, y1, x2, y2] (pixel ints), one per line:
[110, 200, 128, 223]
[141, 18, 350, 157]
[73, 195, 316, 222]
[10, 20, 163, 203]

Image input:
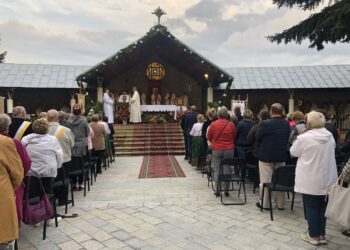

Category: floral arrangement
[117, 105, 129, 123]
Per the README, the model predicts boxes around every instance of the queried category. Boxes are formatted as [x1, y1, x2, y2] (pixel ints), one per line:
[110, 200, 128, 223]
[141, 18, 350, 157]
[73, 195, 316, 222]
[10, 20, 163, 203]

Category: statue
[182, 94, 189, 107]
[141, 92, 146, 105]
[151, 88, 161, 105]
[170, 93, 176, 105]
[164, 93, 170, 105]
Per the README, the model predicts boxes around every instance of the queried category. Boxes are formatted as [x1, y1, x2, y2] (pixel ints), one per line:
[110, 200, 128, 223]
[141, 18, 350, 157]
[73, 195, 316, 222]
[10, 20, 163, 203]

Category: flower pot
[122, 119, 127, 125]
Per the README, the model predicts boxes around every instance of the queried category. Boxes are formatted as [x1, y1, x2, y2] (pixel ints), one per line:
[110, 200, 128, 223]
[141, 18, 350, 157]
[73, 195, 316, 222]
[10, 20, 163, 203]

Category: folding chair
[261, 165, 296, 221]
[70, 156, 90, 197]
[217, 158, 246, 205]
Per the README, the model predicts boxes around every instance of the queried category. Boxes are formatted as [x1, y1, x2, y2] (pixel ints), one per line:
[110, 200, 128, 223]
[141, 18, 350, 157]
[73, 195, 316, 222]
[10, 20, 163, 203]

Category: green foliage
[207, 102, 220, 110]
[269, 0, 350, 50]
[85, 94, 102, 116]
[272, 0, 324, 10]
[0, 38, 6, 63]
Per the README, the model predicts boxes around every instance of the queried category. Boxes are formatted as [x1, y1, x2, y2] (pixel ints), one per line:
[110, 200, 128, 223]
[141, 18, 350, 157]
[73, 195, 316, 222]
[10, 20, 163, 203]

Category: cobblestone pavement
[18, 156, 350, 250]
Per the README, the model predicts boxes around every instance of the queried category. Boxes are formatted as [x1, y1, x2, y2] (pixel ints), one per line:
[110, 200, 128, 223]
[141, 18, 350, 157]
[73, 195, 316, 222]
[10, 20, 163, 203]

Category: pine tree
[268, 0, 350, 50]
[0, 37, 6, 63]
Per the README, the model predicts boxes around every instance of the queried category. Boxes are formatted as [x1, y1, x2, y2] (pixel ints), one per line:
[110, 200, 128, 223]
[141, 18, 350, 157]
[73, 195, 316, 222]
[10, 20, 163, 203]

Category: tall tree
[268, 0, 350, 50]
[0, 37, 6, 63]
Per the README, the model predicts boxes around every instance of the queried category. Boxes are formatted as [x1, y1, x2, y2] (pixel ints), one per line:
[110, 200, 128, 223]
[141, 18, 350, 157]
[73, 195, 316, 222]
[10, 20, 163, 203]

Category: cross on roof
[152, 7, 166, 25]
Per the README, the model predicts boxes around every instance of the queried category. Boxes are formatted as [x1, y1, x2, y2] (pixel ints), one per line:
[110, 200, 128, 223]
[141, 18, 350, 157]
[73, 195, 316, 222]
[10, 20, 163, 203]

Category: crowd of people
[0, 104, 115, 250]
[181, 103, 350, 246]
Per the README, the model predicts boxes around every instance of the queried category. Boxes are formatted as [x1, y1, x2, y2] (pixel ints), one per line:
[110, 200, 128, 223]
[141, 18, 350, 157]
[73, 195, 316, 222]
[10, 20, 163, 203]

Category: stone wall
[105, 57, 204, 110]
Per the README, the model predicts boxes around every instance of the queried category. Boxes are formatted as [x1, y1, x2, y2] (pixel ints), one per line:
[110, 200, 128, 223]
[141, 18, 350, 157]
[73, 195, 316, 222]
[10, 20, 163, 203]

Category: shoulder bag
[325, 174, 350, 228]
[23, 176, 54, 225]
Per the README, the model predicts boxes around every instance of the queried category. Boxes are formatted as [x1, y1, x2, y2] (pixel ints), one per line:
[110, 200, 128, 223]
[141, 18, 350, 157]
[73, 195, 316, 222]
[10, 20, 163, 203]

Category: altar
[140, 105, 187, 120]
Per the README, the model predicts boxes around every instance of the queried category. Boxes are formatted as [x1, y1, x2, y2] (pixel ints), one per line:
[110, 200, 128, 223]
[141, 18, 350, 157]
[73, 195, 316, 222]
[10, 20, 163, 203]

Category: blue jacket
[184, 112, 198, 136]
[256, 117, 290, 162]
[235, 119, 255, 147]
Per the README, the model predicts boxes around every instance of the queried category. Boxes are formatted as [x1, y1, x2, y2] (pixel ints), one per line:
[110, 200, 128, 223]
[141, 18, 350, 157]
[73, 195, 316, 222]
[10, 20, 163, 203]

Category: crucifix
[152, 7, 166, 25]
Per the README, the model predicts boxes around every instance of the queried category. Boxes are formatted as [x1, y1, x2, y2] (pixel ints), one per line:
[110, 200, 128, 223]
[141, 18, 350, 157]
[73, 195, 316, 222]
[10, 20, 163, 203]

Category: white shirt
[290, 128, 337, 195]
[22, 133, 63, 178]
[190, 123, 203, 136]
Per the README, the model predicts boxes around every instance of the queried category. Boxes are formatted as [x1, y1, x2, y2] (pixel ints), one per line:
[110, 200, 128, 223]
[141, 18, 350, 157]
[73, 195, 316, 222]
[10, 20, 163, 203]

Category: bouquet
[117, 105, 129, 123]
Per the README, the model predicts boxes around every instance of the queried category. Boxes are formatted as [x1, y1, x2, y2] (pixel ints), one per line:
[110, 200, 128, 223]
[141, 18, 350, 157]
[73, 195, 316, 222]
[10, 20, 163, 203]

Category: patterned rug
[138, 155, 186, 178]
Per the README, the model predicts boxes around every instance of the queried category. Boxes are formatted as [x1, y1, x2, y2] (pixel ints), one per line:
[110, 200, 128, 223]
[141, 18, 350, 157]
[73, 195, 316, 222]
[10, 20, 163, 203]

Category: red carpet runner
[138, 155, 186, 178]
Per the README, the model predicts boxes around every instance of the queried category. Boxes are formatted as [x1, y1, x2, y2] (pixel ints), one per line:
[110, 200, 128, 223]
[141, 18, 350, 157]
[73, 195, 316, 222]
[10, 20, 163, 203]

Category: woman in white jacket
[22, 118, 63, 193]
[290, 111, 337, 246]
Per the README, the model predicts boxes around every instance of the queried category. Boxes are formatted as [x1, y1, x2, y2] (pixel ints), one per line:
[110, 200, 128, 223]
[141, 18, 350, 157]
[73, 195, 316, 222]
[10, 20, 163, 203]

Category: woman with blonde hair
[22, 118, 63, 192]
[190, 114, 205, 167]
[290, 111, 337, 246]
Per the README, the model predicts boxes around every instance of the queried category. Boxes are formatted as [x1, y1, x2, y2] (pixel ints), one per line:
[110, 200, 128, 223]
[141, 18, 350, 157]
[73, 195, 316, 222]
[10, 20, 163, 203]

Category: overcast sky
[0, 0, 349, 68]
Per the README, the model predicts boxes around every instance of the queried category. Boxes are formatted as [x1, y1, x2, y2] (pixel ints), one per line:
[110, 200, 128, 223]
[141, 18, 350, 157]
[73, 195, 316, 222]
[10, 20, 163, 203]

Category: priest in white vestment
[129, 87, 141, 123]
[103, 90, 115, 124]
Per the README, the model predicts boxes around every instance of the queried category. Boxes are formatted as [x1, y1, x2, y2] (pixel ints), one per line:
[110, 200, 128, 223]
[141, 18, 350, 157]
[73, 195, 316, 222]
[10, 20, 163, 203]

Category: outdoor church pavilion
[75, 24, 233, 113]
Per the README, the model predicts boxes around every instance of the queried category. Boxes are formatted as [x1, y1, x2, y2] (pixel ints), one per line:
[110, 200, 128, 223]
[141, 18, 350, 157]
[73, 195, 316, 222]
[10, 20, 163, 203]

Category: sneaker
[224, 191, 230, 197]
[78, 185, 84, 191]
[300, 233, 320, 246]
[47, 216, 62, 227]
[319, 239, 327, 245]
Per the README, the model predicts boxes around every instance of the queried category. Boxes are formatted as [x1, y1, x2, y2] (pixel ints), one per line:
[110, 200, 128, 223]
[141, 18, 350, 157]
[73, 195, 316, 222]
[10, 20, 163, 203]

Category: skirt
[191, 136, 203, 166]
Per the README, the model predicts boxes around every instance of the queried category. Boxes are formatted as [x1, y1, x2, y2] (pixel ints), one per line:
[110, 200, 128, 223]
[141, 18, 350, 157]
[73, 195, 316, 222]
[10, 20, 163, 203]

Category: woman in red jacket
[207, 107, 236, 196]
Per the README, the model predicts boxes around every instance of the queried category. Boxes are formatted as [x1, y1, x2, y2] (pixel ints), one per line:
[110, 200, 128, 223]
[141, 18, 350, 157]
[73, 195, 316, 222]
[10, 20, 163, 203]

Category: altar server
[129, 87, 142, 123]
[103, 89, 115, 124]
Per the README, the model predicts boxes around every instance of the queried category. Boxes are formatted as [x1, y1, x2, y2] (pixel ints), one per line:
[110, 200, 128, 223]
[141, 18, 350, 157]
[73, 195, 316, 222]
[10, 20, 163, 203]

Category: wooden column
[0, 96, 5, 114]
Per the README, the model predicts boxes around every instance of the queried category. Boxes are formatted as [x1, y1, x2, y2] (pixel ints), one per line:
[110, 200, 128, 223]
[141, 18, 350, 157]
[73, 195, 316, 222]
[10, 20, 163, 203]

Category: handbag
[325, 174, 350, 228]
[23, 176, 54, 225]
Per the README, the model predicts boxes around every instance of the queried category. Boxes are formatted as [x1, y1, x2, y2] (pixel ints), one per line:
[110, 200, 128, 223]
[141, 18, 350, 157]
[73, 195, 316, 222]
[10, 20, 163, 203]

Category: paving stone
[70, 232, 93, 243]
[103, 238, 127, 249]
[112, 230, 134, 241]
[81, 240, 105, 250]
[124, 237, 149, 249]
[18, 156, 350, 250]
[58, 240, 83, 250]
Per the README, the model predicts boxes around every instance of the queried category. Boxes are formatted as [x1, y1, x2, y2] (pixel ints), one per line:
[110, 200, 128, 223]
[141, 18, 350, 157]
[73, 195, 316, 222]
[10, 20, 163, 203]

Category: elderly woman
[0, 114, 31, 229]
[190, 114, 205, 167]
[22, 118, 63, 193]
[290, 111, 337, 246]
[0, 115, 24, 250]
[207, 107, 236, 196]
[90, 114, 107, 174]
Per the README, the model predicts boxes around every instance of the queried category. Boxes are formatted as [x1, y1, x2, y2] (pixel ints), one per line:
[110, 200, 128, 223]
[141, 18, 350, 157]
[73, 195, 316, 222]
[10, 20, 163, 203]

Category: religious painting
[146, 62, 165, 80]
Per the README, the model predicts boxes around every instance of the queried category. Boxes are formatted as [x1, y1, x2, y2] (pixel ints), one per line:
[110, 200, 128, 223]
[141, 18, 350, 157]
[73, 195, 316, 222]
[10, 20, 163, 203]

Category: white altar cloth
[140, 105, 187, 120]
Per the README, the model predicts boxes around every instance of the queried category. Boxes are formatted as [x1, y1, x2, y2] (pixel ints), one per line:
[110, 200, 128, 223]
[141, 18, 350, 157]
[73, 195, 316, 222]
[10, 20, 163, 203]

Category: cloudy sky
[0, 0, 349, 68]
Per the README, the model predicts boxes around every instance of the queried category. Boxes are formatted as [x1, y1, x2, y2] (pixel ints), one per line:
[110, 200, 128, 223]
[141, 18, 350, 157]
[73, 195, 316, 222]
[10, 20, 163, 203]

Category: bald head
[270, 103, 284, 117]
[12, 106, 26, 119]
[47, 109, 59, 122]
[190, 106, 197, 112]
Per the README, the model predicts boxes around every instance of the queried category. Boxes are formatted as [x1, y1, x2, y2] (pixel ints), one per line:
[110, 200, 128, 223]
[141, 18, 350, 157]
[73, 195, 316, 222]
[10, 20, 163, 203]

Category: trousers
[259, 161, 286, 209]
[212, 150, 234, 191]
[303, 194, 327, 237]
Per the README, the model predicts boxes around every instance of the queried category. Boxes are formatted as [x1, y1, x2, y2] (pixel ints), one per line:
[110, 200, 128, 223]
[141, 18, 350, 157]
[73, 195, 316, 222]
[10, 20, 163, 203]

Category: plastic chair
[217, 158, 246, 205]
[70, 156, 90, 197]
[261, 165, 296, 221]
[53, 164, 74, 214]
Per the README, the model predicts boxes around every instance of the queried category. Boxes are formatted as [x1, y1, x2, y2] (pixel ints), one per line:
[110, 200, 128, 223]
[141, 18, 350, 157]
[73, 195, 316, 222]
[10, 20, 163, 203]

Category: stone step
[115, 150, 185, 156]
[113, 123, 185, 156]
[116, 145, 185, 150]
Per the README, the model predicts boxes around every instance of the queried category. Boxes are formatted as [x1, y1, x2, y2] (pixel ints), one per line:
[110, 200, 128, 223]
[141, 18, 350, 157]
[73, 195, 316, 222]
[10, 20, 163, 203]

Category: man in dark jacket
[9, 106, 33, 140]
[256, 103, 290, 210]
[184, 106, 198, 163]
